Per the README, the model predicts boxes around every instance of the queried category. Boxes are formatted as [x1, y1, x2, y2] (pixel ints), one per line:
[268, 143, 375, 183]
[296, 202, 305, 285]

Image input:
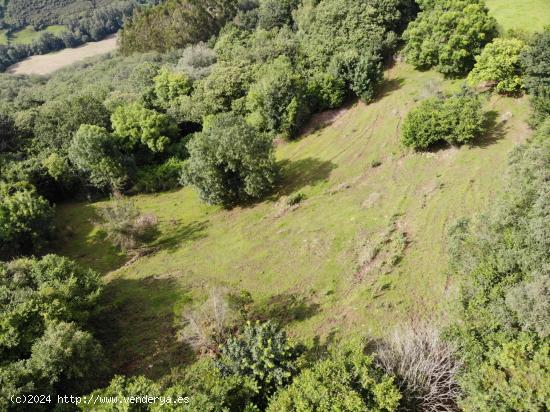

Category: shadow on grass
[253, 292, 320, 326]
[154, 220, 209, 252]
[273, 158, 337, 198]
[473, 109, 508, 148]
[372, 77, 405, 103]
[91, 276, 195, 380]
[53, 203, 127, 275]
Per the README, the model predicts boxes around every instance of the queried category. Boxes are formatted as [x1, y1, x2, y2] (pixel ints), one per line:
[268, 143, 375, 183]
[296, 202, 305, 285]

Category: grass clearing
[54, 63, 532, 378]
[486, 0, 550, 33]
[0, 29, 8, 45]
[9, 24, 67, 44]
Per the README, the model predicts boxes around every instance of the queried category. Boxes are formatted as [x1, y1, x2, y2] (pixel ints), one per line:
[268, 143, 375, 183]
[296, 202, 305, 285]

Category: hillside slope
[55, 63, 532, 377]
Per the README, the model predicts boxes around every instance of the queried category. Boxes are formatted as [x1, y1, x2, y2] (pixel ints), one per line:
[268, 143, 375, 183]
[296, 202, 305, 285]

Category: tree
[267, 343, 401, 412]
[111, 103, 178, 153]
[0, 184, 55, 260]
[181, 112, 278, 206]
[69, 125, 126, 190]
[468, 38, 528, 94]
[217, 321, 298, 406]
[0, 112, 18, 152]
[257, 0, 299, 30]
[403, 0, 497, 76]
[520, 29, 550, 125]
[153, 68, 192, 110]
[401, 93, 485, 150]
[246, 56, 309, 138]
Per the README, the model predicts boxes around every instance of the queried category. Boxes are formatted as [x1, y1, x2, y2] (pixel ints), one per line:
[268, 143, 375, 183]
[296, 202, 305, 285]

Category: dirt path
[7, 34, 118, 76]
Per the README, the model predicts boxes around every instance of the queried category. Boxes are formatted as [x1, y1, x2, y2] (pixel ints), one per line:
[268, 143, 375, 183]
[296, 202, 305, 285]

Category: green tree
[216, 321, 297, 406]
[69, 125, 126, 190]
[401, 94, 485, 150]
[181, 112, 278, 206]
[520, 29, 550, 125]
[153, 68, 192, 110]
[267, 343, 401, 412]
[468, 38, 528, 94]
[0, 112, 18, 152]
[403, 0, 497, 76]
[246, 56, 309, 138]
[257, 0, 300, 30]
[0, 184, 55, 260]
[111, 103, 178, 153]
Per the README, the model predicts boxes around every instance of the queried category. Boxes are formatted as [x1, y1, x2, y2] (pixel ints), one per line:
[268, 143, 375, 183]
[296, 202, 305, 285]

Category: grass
[9, 25, 66, 45]
[486, 0, 550, 33]
[55, 63, 532, 378]
[0, 29, 8, 45]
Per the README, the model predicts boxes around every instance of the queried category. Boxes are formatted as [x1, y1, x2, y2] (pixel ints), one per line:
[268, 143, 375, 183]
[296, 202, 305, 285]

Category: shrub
[0, 184, 55, 260]
[467, 38, 528, 94]
[376, 325, 462, 412]
[246, 56, 309, 138]
[175, 42, 217, 80]
[267, 342, 402, 412]
[0, 112, 18, 152]
[133, 157, 186, 193]
[69, 124, 126, 191]
[111, 103, 178, 153]
[403, 0, 497, 76]
[97, 195, 159, 251]
[217, 321, 298, 406]
[181, 112, 278, 206]
[401, 94, 485, 150]
[520, 29, 550, 125]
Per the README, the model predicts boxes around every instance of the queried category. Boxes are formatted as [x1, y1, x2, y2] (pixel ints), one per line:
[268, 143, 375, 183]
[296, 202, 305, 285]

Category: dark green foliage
[119, 0, 238, 54]
[0, 184, 55, 260]
[217, 321, 297, 406]
[69, 124, 126, 191]
[0, 255, 105, 409]
[267, 343, 401, 412]
[0, 112, 17, 152]
[521, 29, 550, 125]
[401, 93, 485, 150]
[181, 112, 278, 206]
[447, 121, 550, 411]
[403, 0, 497, 76]
[246, 56, 309, 138]
[133, 157, 186, 193]
[257, 0, 299, 30]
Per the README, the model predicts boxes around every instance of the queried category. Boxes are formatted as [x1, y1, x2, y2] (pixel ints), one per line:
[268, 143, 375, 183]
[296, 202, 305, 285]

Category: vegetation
[403, 0, 497, 76]
[467, 38, 528, 94]
[401, 92, 486, 150]
[1, 0, 549, 409]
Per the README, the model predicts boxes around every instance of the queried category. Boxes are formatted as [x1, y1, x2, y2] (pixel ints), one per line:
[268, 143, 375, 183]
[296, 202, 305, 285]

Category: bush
[0, 184, 55, 260]
[97, 195, 159, 251]
[69, 124, 126, 191]
[403, 0, 497, 76]
[467, 38, 528, 94]
[401, 94, 485, 150]
[111, 103, 178, 153]
[133, 157, 185, 193]
[181, 112, 278, 206]
[520, 29, 550, 125]
[267, 343, 402, 412]
[376, 325, 462, 412]
[246, 56, 309, 138]
[175, 42, 217, 80]
[217, 321, 298, 406]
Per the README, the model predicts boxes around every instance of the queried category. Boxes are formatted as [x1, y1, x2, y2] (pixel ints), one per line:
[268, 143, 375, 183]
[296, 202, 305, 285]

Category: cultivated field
[55, 62, 532, 378]
[6, 34, 118, 75]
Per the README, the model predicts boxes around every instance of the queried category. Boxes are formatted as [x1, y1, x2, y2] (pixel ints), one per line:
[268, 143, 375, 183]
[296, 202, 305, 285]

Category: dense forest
[0, 0, 549, 410]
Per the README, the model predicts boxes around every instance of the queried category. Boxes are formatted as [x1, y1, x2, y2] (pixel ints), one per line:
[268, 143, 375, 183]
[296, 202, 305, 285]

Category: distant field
[7, 34, 118, 75]
[486, 0, 550, 33]
[55, 63, 532, 378]
[9, 24, 66, 44]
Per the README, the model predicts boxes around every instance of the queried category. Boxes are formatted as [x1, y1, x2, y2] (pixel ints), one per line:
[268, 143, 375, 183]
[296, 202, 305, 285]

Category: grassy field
[486, 0, 550, 33]
[0, 29, 7, 45]
[55, 63, 532, 379]
[9, 24, 66, 44]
